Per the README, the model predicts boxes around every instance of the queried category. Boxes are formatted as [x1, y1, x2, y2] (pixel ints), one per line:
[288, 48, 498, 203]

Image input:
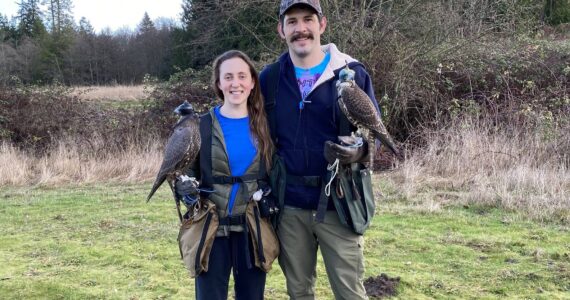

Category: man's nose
[294, 22, 308, 33]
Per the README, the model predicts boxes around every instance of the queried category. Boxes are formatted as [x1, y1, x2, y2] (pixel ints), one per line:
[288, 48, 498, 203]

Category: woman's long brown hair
[212, 50, 274, 170]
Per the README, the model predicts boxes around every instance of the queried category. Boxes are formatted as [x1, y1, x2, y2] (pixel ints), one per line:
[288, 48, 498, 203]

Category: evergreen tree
[0, 14, 15, 42]
[134, 12, 164, 81]
[78, 17, 94, 35]
[544, 0, 570, 25]
[39, 0, 76, 83]
[174, 0, 279, 69]
[16, 0, 47, 39]
[43, 0, 75, 34]
[137, 12, 156, 35]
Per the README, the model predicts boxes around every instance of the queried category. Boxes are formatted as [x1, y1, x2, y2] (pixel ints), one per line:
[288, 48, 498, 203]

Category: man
[259, 0, 380, 299]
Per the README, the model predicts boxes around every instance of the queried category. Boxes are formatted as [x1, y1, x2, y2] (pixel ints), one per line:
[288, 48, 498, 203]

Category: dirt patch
[364, 273, 400, 298]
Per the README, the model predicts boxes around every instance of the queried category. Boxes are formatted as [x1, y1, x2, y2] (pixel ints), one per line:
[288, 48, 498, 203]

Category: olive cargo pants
[277, 206, 367, 300]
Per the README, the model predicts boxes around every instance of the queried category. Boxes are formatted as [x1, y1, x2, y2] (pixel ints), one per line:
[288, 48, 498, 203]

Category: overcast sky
[0, 0, 183, 32]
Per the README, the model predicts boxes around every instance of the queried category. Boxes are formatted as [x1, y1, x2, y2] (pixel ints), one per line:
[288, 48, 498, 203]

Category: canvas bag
[177, 199, 219, 278]
[246, 200, 280, 272]
[330, 163, 375, 235]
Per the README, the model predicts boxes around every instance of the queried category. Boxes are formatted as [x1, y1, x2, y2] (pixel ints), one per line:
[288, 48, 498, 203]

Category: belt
[286, 174, 321, 187]
[285, 174, 328, 223]
[218, 214, 246, 226]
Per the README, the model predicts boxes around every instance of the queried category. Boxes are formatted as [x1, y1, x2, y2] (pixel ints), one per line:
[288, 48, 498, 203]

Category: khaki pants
[277, 206, 367, 300]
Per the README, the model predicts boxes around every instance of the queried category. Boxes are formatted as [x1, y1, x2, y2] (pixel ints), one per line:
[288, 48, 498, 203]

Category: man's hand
[324, 136, 368, 164]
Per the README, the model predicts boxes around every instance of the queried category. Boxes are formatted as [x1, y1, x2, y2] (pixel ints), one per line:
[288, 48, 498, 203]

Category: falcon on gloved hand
[147, 101, 201, 203]
[336, 64, 399, 168]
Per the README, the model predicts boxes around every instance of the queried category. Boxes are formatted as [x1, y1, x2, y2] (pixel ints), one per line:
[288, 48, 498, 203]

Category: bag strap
[212, 174, 260, 184]
[253, 203, 266, 264]
[199, 112, 214, 193]
[195, 211, 214, 274]
[264, 61, 280, 142]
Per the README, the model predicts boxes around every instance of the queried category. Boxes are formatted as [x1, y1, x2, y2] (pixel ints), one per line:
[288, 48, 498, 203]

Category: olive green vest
[197, 109, 262, 233]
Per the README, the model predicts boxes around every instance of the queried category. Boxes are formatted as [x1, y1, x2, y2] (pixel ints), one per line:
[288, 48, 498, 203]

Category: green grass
[1, 183, 569, 299]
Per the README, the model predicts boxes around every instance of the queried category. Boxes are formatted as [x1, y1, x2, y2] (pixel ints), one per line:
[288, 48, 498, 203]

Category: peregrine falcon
[336, 64, 399, 168]
[146, 101, 201, 203]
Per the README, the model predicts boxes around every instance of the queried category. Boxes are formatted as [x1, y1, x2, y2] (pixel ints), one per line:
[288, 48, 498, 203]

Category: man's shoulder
[259, 61, 280, 83]
[260, 52, 289, 83]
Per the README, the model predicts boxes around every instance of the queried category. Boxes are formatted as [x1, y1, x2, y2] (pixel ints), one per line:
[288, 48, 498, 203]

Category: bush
[367, 37, 569, 150]
[145, 67, 217, 124]
[0, 78, 169, 154]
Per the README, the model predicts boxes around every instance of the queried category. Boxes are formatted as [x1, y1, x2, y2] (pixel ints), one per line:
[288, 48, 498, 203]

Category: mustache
[290, 32, 314, 42]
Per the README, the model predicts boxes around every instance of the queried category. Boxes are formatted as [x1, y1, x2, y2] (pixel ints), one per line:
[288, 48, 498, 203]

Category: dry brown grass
[0, 138, 161, 186]
[381, 119, 569, 222]
[72, 85, 150, 101]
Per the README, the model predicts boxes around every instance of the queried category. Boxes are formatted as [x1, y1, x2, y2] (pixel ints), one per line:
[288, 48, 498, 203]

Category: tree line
[0, 0, 568, 85]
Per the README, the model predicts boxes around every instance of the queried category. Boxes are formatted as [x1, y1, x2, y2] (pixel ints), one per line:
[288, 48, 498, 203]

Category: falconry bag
[245, 200, 280, 272]
[329, 162, 375, 235]
[177, 199, 219, 278]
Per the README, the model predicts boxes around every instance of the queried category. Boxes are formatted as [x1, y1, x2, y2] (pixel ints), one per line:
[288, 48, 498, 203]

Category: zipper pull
[299, 99, 312, 110]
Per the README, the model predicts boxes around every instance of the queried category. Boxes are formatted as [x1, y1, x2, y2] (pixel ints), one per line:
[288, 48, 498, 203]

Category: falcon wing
[341, 86, 399, 155]
[147, 119, 200, 201]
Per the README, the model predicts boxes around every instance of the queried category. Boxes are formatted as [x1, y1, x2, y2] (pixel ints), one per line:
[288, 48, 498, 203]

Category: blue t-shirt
[295, 52, 330, 109]
[214, 106, 257, 215]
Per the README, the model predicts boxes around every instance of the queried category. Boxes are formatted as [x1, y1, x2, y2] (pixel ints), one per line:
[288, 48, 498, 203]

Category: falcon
[146, 101, 201, 204]
[336, 64, 399, 168]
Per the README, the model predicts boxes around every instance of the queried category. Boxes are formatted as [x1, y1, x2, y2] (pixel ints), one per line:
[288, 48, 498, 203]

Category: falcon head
[174, 100, 195, 116]
[337, 63, 356, 92]
[339, 64, 356, 83]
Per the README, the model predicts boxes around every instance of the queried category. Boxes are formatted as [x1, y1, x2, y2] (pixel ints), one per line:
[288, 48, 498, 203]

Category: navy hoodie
[259, 43, 380, 210]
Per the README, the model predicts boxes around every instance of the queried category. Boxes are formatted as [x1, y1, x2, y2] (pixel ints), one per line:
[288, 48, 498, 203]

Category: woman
[176, 50, 274, 300]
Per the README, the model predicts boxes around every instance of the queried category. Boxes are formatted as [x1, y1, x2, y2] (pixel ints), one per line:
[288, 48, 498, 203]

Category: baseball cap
[279, 0, 323, 17]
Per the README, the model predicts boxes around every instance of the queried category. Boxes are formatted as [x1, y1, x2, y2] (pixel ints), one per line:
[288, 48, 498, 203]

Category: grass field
[1, 182, 568, 299]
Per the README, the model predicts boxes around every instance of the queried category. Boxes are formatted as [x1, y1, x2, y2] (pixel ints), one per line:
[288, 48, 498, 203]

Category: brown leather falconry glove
[324, 136, 369, 165]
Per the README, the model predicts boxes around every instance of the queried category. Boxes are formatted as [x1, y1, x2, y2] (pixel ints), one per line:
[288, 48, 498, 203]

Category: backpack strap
[212, 174, 260, 184]
[198, 112, 213, 196]
[263, 62, 286, 227]
[264, 61, 280, 142]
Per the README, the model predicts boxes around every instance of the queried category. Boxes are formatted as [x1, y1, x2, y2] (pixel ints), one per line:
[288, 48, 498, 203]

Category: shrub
[144, 67, 217, 125]
[0, 78, 168, 154]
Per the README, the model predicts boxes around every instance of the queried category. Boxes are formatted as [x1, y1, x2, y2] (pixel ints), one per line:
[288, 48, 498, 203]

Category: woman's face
[218, 57, 255, 109]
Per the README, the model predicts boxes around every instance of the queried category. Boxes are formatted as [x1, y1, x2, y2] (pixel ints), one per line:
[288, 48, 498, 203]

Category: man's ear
[319, 16, 327, 34]
[277, 22, 285, 39]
